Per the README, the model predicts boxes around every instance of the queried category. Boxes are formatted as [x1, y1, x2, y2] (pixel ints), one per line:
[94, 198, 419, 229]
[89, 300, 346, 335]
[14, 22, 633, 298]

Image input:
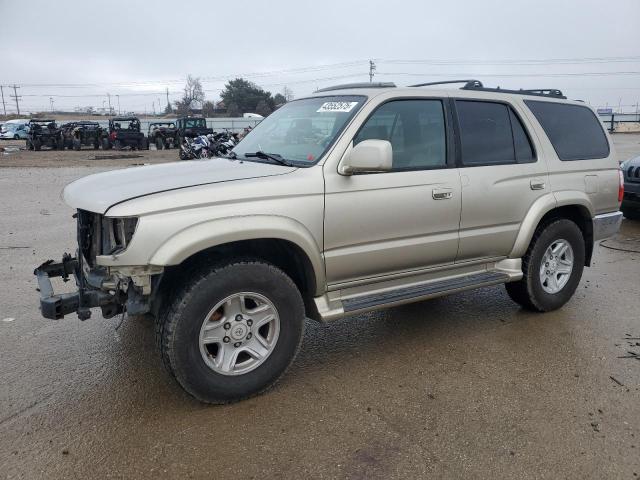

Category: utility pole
[50, 97, 54, 113]
[165, 87, 170, 112]
[368, 60, 376, 83]
[0, 86, 6, 116]
[10, 85, 21, 115]
[116, 95, 120, 114]
[107, 93, 112, 115]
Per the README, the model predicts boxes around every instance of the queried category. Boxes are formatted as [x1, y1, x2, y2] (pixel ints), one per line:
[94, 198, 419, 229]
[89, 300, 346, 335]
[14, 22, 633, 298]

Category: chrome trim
[593, 211, 623, 241]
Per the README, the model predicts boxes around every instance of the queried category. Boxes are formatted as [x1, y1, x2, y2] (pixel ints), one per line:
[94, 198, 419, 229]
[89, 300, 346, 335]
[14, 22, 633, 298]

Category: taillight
[618, 169, 624, 203]
[109, 131, 117, 141]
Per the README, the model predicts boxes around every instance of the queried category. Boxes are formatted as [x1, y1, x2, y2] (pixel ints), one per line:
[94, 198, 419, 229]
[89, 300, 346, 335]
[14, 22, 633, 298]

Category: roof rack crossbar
[315, 82, 396, 93]
[409, 79, 483, 88]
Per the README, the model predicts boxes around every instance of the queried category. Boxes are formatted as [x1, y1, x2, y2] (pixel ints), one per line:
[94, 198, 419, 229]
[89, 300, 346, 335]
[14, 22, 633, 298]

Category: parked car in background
[35, 80, 623, 404]
[175, 116, 213, 145]
[0, 119, 30, 140]
[100, 116, 148, 150]
[621, 156, 640, 219]
[148, 122, 177, 150]
[60, 121, 102, 150]
[26, 119, 63, 150]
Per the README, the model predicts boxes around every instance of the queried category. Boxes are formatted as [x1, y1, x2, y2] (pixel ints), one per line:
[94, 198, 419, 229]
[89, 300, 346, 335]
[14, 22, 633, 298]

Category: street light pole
[116, 95, 120, 114]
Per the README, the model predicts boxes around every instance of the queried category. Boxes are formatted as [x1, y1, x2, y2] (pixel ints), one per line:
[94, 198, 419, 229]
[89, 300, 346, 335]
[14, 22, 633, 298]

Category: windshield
[2, 124, 18, 132]
[232, 95, 365, 165]
[184, 118, 206, 128]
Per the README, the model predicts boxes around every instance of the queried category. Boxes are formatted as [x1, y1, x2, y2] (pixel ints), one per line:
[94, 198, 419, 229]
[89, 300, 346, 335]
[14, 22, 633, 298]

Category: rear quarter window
[524, 100, 609, 161]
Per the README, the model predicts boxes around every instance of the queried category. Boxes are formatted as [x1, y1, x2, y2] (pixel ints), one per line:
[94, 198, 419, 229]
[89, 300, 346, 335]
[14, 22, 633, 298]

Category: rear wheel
[33, 139, 41, 151]
[156, 137, 163, 150]
[26, 139, 33, 150]
[506, 219, 585, 312]
[72, 139, 81, 151]
[102, 138, 111, 150]
[156, 260, 305, 404]
[13, 134, 19, 140]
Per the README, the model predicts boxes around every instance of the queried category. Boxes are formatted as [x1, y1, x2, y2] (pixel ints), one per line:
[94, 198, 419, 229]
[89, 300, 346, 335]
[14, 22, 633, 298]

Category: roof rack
[315, 82, 396, 93]
[409, 79, 483, 89]
[409, 79, 566, 99]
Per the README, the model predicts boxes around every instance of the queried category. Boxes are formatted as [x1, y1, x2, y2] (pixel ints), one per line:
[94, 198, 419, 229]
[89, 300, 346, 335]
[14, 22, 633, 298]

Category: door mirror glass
[339, 139, 392, 175]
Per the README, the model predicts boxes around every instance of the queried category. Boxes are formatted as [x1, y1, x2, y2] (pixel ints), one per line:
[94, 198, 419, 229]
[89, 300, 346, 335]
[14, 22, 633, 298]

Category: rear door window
[456, 100, 535, 166]
[524, 100, 609, 160]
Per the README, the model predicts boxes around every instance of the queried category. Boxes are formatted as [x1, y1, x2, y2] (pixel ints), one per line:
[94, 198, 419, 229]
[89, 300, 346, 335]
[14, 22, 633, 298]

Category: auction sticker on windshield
[317, 101, 359, 113]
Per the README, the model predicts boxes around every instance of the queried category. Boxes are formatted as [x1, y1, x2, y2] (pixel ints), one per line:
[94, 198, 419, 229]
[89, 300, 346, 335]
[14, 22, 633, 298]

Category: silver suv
[35, 80, 624, 403]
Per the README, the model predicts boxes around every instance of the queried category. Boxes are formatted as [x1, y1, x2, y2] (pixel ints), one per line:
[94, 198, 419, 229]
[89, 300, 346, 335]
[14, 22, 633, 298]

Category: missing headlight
[102, 217, 138, 255]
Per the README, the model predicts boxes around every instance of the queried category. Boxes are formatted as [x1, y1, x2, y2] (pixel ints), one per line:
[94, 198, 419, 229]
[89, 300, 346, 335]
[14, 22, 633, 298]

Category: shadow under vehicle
[60, 121, 102, 150]
[26, 119, 63, 150]
[101, 117, 148, 150]
[148, 122, 177, 150]
[175, 116, 213, 145]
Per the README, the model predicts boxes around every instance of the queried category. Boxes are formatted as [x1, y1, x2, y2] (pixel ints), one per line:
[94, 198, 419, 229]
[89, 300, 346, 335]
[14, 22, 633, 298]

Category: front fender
[148, 215, 326, 293]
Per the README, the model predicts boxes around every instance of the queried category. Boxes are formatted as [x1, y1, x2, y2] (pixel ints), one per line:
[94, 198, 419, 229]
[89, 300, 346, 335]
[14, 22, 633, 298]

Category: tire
[506, 218, 585, 312]
[72, 139, 81, 151]
[114, 140, 122, 150]
[102, 138, 111, 150]
[622, 207, 640, 221]
[34, 139, 41, 151]
[26, 139, 33, 150]
[14, 134, 19, 140]
[156, 260, 305, 404]
[155, 137, 163, 150]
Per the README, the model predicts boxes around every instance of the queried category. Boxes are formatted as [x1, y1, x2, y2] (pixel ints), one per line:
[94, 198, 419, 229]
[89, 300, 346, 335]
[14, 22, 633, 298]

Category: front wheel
[506, 219, 585, 312]
[156, 261, 305, 404]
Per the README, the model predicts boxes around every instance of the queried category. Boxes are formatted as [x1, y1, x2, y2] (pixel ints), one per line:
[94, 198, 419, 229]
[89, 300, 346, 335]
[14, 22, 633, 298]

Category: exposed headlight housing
[102, 217, 138, 255]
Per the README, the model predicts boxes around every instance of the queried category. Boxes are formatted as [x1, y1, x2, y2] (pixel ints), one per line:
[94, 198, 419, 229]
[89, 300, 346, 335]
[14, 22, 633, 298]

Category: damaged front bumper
[34, 253, 123, 320]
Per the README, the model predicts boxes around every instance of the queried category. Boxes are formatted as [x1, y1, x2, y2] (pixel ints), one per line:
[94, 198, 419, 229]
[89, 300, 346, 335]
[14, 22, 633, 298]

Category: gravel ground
[0, 135, 639, 479]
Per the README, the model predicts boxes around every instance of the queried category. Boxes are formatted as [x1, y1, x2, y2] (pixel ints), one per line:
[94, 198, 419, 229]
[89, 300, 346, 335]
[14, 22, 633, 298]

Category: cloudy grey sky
[1, 0, 639, 114]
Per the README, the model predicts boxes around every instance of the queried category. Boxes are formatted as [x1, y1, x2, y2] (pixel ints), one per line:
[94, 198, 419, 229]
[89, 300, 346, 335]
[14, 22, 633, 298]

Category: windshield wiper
[244, 151, 294, 167]
[226, 151, 238, 159]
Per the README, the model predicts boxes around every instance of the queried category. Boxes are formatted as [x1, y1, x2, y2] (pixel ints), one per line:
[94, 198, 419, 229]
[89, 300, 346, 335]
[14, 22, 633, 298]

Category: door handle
[530, 179, 546, 190]
[432, 189, 453, 200]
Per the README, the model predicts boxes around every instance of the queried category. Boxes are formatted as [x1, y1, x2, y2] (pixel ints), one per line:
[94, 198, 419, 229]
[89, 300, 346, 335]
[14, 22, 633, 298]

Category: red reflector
[618, 170, 624, 203]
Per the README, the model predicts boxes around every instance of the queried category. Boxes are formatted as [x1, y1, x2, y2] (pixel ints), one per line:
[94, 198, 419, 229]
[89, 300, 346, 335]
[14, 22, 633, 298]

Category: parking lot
[1, 135, 639, 479]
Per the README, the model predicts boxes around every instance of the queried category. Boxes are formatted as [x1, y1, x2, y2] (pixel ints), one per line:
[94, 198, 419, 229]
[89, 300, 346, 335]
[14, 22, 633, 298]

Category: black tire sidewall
[167, 263, 304, 403]
[527, 219, 585, 311]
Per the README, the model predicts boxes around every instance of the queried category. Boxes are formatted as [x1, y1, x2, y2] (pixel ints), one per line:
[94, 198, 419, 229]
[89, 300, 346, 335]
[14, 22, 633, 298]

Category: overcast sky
[1, 0, 639, 114]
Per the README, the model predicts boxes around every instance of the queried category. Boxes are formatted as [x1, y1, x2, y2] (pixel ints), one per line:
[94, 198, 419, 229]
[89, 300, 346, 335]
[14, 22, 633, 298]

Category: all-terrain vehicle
[26, 119, 63, 150]
[175, 116, 213, 146]
[148, 122, 177, 150]
[101, 117, 148, 150]
[60, 121, 102, 150]
[35, 80, 623, 404]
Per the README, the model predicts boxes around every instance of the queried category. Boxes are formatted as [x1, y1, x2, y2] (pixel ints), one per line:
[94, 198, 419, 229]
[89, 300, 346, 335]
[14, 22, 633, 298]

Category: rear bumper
[593, 211, 623, 241]
[34, 254, 119, 320]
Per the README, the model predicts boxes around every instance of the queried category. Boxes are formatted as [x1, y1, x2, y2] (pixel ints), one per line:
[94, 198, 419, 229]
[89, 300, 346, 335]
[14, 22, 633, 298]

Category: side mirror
[339, 139, 392, 175]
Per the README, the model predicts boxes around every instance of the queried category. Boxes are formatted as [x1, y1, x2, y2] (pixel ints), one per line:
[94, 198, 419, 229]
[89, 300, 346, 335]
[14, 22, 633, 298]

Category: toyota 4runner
[35, 80, 624, 403]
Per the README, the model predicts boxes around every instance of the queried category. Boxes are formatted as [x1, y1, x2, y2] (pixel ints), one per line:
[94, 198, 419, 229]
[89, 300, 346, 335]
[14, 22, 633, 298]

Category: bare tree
[282, 86, 294, 102]
[174, 75, 205, 114]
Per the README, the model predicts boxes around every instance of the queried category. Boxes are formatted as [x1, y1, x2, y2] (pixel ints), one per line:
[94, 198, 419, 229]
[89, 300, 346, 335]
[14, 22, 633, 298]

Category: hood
[63, 158, 296, 214]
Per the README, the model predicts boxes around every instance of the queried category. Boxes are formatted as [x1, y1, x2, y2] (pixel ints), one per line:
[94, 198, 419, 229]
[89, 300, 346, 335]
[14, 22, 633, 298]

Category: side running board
[342, 271, 509, 313]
